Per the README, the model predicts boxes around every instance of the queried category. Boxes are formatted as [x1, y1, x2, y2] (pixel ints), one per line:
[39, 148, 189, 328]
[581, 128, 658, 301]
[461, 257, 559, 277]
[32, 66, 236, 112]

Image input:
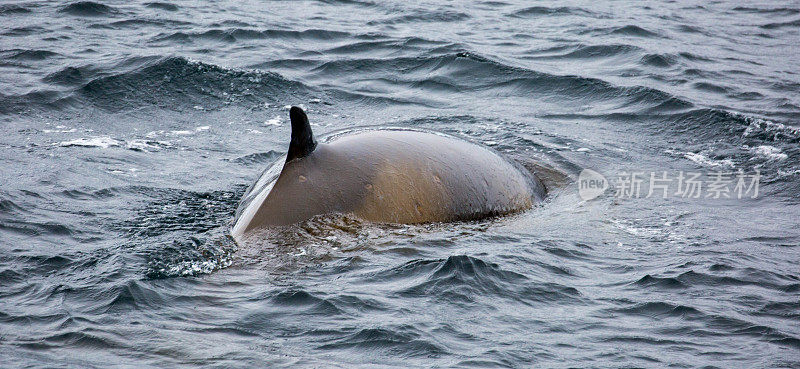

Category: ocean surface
[1, 0, 799, 367]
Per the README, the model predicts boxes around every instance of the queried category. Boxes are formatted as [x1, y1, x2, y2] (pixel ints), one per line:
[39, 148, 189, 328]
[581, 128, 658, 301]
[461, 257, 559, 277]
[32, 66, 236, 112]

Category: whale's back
[232, 129, 544, 240]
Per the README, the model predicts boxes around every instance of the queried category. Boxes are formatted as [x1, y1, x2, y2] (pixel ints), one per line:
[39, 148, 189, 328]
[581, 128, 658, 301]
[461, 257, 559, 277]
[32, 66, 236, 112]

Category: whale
[231, 106, 545, 243]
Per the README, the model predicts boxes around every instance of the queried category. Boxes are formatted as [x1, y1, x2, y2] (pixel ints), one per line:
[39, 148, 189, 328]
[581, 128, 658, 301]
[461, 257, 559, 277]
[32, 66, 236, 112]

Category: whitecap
[748, 145, 787, 161]
[58, 136, 122, 148]
[43, 128, 77, 133]
[741, 115, 800, 141]
[126, 139, 171, 152]
[264, 116, 282, 126]
[683, 152, 735, 168]
[57, 136, 171, 151]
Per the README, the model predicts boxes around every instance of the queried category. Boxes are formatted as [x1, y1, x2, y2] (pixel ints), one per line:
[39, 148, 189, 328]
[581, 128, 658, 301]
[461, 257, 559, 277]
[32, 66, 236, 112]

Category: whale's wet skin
[2, 0, 800, 367]
[233, 107, 546, 243]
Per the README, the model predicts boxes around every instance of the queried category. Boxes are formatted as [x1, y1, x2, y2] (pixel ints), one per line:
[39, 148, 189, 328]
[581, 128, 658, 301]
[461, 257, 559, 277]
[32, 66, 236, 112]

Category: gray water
[1, 0, 799, 367]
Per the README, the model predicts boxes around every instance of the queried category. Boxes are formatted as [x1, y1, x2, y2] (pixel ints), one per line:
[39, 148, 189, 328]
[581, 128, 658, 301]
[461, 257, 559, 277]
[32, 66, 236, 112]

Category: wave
[510, 6, 593, 18]
[0, 4, 32, 15]
[678, 51, 714, 62]
[320, 37, 458, 56]
[633, 274, 688, 289]
[755, 301, 800, 320]
[150, 28, 352, 44]
[91, 279, 168, 313]
[613, 301, 704, 318]
[632, 265, 800, 294]
[143, 2, 179, 11]
[317, 326, 446, 357]
[760, 18, 800, 30]
[527, 44, 642, 59]
[9, 45, 768, 128]
[59, 1, 118, 17]
[0, 90, 72, 114]
[692, 81, 730, 94]
[21, 330, 123, 351]
[43, 65, 98, 85]
[367, 255, 583, 305]
[608, 25, 662, 38]
[90, 18, 194, 30]
[640, 53, 678, 67]
[0, 220, 76, 237]
[300, 50, 691, 113]
[742, 116, 800, 142]
[0, 197, 26, 215]
[77, 56, 313, 111]
[733, 6, 799, 16]
[547, 107, 796, 144]
[313, 0, 377, 6]
[2, 26, 46, 37]
[2, 49, 60, 61]
[269, 290, 344, 315]
[610, 300, 800, 349]
[367, 10, 469, 25]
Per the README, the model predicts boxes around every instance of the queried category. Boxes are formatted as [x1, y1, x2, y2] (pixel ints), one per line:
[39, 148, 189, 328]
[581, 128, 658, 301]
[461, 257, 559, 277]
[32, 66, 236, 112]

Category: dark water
[2, 0, 799, 367]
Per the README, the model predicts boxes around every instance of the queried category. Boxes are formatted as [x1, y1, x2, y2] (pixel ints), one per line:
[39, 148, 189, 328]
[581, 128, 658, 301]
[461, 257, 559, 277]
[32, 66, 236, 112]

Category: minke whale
[231, 106, 545, 243]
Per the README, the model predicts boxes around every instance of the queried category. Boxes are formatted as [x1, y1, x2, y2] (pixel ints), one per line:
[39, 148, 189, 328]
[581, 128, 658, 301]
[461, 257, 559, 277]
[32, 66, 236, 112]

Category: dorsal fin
[287, 106, 317, 162]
